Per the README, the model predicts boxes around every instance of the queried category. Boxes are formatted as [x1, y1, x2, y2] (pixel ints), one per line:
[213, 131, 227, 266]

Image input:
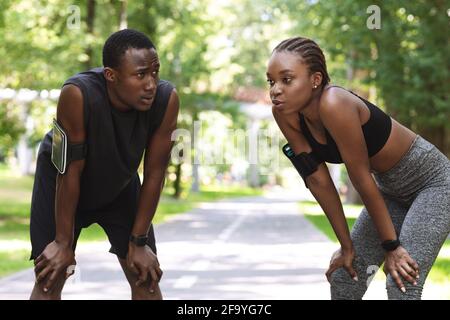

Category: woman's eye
[152, 70, 160, 77]
[137, 72, 145, 79]
[266, 79, 274, 86]
[283, 78, 291, 84]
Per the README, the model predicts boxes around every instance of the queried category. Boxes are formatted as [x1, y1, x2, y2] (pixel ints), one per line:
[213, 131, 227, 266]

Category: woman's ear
[311, 71, 323, 88]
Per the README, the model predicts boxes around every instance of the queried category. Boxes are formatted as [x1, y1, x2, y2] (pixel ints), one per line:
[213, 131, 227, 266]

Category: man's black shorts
[29, 150, 156, 260]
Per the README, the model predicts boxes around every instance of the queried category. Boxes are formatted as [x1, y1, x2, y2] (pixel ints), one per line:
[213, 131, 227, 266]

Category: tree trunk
[17, 102, 33, 175]
[419, 125, 449, 157]
[85, 0, 96, 70]
[248, 119, 260, 188]
[173, 163, 182, 199]
[190, 113, 200, 193]
[191, 163, 200, 192]
[118, 0, 127, 29]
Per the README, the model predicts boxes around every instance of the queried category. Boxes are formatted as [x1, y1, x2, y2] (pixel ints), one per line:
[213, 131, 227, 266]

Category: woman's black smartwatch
[129, 234, 148, 247]
[381, 239, 401, 252]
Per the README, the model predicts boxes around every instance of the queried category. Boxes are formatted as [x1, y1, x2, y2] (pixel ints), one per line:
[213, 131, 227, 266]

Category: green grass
[0, 202, 32, 218]
[183, 185, 263, 202]
[430, 256, 450, 283]
[304, 214, 356, 243]
[300, 201, 450, 284]
[299, 200, 358, 242]
[0, 166, 33, 220]
[0, 185, 262, 243]
[0, 216, 30, 241]
[0, 165, 263, 277]
[0, 250, 34, 278]
[0, 167, 35, 243]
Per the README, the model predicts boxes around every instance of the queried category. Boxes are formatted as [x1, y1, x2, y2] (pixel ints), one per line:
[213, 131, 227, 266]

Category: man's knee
[30, 267, 68, 300]
[30, 280, 65, 300]
[118, 257, 163, 300]
[329, 268, 366, 300]
[131, 283, 162, 300]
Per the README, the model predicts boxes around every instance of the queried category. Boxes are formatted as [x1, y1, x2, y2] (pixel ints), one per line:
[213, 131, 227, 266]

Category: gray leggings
[330, 136, 450, 300]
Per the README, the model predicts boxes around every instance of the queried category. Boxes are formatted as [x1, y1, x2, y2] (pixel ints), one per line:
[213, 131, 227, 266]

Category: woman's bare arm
[273, 108, 352, 250]
[319, 90, 397, 242]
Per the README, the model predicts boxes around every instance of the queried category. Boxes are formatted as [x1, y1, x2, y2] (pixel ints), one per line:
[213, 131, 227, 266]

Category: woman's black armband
[282, 143, 322, 187]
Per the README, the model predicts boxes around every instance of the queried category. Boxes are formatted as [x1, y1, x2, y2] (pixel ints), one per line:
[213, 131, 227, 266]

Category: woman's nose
[270, 83, 282, 97]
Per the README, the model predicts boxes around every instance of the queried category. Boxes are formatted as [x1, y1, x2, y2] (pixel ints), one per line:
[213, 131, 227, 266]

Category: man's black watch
[381, 239, 401, 252]
[129, 234, 148, 247]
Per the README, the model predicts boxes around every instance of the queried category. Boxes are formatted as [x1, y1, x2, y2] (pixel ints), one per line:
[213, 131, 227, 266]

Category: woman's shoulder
[319, 85, 359, 119]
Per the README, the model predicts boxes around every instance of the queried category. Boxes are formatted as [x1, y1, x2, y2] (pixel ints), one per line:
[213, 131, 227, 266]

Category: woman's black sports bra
[300, 86, 392, 164]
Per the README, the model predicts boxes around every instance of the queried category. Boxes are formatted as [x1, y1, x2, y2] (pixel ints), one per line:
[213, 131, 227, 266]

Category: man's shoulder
[157, 79, 175, 91]
[64, 67, 105, 88]
[153, 79, 175, 106]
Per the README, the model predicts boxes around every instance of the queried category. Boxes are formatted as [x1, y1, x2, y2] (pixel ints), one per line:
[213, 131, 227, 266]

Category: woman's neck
[301, 87, 323, 126]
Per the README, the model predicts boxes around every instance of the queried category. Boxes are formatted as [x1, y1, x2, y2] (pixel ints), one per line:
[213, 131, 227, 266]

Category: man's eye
[137, 72, 145, 78]
[152, 70, 160, 76]
[266, 79, 274, 86]
[283, 78, 291, 84]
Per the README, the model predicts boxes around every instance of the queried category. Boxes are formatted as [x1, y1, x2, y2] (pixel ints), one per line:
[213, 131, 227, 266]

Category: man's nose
[145, 76, 157, 93]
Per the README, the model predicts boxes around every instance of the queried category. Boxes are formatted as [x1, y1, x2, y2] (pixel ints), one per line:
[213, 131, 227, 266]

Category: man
[29, 29, 179, 300]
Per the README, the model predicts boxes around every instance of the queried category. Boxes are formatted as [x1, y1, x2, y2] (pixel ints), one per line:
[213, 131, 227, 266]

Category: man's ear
[104, 67, 116, 83]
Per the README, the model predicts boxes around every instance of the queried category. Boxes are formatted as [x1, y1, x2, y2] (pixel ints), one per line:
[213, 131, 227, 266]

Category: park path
[0, 189, 447, 299]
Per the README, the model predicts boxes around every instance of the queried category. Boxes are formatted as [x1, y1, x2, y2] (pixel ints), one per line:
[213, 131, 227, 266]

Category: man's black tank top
[300, 86, 392, 164]
[41, 68, 174, 210]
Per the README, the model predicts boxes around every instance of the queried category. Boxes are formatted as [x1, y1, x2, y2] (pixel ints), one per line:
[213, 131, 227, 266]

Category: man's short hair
[102, 29, 155, 69]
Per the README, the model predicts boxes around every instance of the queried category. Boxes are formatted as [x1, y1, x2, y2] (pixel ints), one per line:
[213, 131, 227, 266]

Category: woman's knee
[329, 268, 367, 300]
[386, 275, 423, 300]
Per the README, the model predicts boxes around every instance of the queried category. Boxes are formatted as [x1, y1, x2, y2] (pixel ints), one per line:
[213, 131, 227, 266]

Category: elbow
[347, 170, 374, 192]
[143, 171, 165, 186]
[56, 161, 84, 190]
[305, 170, 332, 189]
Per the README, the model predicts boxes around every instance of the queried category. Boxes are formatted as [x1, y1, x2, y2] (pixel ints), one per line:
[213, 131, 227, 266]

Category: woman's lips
[272, 99, 284, 107]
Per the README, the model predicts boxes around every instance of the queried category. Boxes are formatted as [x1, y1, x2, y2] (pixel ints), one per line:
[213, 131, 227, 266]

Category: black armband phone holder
[282, 143, 322, 188]
[51, 119, 87, 174]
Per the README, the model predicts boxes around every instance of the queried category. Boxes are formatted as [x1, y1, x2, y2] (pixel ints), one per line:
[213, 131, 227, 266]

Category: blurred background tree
[0, 0, 448, 195]
[0, 0, 449, 283]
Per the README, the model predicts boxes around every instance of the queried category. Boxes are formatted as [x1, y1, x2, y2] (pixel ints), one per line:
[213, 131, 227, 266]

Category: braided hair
[274, 37, 330, 89]
[103, 29, 155, 69]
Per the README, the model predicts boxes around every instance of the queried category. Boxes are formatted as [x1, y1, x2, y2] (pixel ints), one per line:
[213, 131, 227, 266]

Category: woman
[267, 36, 450, 299]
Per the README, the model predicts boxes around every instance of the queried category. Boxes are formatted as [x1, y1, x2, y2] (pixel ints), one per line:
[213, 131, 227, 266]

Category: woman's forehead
[267, 51, 306, 74]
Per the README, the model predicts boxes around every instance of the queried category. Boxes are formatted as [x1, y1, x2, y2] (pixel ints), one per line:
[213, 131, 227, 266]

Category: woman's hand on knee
[326, 246, 358, 282]
[383, 246, 419, 293]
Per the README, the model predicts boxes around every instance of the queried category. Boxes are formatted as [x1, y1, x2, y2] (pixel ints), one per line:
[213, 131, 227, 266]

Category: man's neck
[106, 84, 132, 112]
